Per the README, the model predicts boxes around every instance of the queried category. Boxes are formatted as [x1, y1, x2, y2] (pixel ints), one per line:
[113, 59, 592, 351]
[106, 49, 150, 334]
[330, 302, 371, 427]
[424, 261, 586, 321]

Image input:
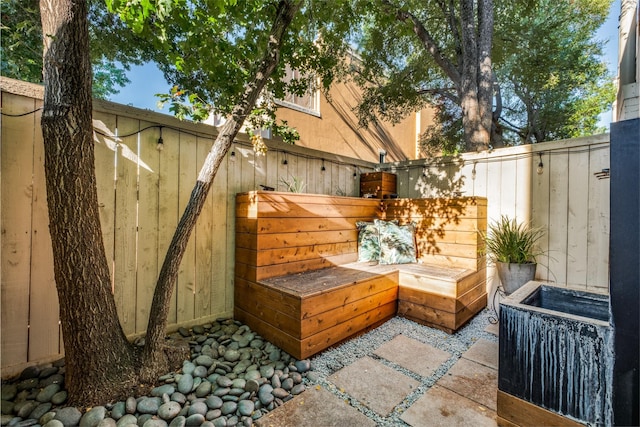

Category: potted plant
[481, 216, 544, 295]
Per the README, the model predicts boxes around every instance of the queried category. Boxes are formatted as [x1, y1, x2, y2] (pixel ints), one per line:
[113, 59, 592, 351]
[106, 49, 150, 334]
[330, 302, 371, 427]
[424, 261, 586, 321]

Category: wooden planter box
[360, 172, 397, 199]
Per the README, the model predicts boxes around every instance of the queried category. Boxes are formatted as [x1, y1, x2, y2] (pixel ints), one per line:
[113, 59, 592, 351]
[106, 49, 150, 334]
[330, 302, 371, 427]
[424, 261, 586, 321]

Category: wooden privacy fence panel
[389, 134, 611, 294]
[1, 78, 372, 374]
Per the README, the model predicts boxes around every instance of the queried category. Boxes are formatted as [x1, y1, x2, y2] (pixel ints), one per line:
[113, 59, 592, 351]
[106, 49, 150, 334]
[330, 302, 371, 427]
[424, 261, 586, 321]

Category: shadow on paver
[400, 385, 497, 427]
[255, 386, 376, 427]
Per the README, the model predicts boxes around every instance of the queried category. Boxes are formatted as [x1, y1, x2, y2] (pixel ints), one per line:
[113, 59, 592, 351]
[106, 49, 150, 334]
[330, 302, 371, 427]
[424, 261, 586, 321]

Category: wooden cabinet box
[360, 172, 397, 198]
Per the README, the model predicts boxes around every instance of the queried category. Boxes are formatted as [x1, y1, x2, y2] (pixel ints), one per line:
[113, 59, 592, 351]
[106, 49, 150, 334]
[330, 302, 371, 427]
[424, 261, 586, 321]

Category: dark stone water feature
[499, 282, 613, 426]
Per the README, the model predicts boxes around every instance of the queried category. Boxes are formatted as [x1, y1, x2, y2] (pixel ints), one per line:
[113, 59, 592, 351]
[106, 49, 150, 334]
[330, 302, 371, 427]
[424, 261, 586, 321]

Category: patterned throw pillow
[356, 221, 380, 262]
[375, 219, 417, 265]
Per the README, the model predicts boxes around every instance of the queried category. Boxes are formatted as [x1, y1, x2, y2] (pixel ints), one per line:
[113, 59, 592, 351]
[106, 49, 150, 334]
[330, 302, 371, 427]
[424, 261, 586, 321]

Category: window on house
[276, 65, 320, 116]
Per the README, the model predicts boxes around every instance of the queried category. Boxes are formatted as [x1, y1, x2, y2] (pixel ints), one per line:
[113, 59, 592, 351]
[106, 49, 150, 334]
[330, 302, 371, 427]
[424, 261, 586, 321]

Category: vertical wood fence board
[226, 153, 239, 313]
[458, 161, 475, 197]
[285, 152, 298, 191]
[310, 158, 322, 194]
[472, 160, 488, 198]
[500, 159, 517, 219]
[396, 167, 410, 198]
[264, 149, 279, 190]
[339, 164, 348, 196]
[586, 146, 610, 290]
[93, 112, 117, 286]
[485, 158, 502, 220]
[297, 157, 309, 192]
[113, 117, 140, 336]
[135, 123, 161, 333]
[411, 165, 425, 197]
[547, 151, 569, 284]
[177, 131, 197, 322]
[195, 136, 214, 318]
[208, 150, 228, 315]
[239, 146, 256, 193]
[254, 150, 267, 191]
[322, 160, 332, 195]
[277, 151, 289, 191]
[566, 148, 590, 287]
[514, 156, 531, 221]
[1, 93, 36, 366]
[27, 103, 61, 360]
[156, 127, 181, 325]
[485, 158, 503, 293]
[531, 154, 551, 281]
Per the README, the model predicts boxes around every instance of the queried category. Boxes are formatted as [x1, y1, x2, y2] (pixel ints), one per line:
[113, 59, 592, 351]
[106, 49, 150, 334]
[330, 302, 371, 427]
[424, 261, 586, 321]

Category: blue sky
[110, 1, 622, 128]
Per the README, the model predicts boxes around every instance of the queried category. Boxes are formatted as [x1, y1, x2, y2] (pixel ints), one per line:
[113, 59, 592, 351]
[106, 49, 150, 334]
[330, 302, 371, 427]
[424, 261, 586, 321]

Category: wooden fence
[387, 134, 611, 295]
[0, 78, 373, 375]
[1, 77, 611, 375]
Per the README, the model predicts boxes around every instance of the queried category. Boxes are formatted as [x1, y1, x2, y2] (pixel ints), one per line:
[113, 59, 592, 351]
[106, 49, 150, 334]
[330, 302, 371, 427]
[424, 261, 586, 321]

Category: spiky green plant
[279, 175, 306, 193]
[480, 216, 544, 264]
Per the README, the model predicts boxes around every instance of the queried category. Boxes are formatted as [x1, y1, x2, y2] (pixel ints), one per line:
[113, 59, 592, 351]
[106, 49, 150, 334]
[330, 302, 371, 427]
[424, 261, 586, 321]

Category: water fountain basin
[498, 281, 612, 426]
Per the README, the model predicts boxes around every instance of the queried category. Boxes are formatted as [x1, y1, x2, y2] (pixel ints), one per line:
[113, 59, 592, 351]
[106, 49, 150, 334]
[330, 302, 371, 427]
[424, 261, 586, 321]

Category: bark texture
[139, 0, 302, 381]
[39, 0, 139, 405]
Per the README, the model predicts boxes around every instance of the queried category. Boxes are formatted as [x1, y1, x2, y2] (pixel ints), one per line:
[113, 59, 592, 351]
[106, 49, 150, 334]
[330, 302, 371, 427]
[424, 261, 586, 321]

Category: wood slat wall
[0, 80, 373, 375]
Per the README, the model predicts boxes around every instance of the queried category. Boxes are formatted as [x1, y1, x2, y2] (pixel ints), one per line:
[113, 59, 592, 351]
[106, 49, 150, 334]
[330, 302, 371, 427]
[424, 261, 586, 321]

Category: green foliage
[279, 175, 306, 193]
[492, 0, 615, 143]
[335, 0, 614, 150]
[481, 216, 545, 264]
[1, 0, 43, 83]
[419, 98, 464, 156]
[107, 0, 350, 145]
[0, 0, 151, 99]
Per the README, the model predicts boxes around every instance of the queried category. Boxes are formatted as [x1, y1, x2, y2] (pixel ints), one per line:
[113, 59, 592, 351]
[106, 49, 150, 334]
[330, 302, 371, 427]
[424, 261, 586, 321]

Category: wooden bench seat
[235, 262, 399, 359]
[234, 191, 487, 359]
[394, 264, 487, 333]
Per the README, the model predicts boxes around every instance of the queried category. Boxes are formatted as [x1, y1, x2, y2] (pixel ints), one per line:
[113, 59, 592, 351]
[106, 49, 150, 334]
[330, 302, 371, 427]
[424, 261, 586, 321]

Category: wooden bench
[234, 191, 487, 359]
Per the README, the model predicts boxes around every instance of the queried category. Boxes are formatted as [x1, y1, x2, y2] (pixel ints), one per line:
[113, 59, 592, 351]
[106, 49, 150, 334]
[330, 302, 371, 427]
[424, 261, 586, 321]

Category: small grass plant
[279, 175, 306, 193]
[481, 216, 544, 264]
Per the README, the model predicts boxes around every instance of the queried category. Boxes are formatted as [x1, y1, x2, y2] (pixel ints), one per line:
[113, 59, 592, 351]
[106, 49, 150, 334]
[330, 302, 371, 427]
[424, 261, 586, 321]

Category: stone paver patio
[257, 318, 500, 426]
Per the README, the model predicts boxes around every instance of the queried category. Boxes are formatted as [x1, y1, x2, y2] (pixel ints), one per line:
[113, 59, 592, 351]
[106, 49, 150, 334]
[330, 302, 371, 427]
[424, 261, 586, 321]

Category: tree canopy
[340, 0, 614, 153]
[1, 0, 152, 98]
[341, 0, 494, 152]
[492, 0, 614, 144]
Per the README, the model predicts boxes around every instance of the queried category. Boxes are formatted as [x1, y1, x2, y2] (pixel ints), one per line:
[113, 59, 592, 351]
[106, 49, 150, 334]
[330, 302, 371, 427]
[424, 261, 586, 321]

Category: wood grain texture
[28, 99, 61, 360]
[497, 390, 584, 427]
[1, 93, 36, 366]
[113, 116, 139, 336]
[234, 192, 488, 357]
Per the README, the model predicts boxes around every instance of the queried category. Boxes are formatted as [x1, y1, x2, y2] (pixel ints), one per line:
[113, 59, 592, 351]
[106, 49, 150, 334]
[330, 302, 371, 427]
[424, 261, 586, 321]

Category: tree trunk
[476, 0, 493, 151]
[391, 0, 493, 152]
[459, 0, 491, 152]
[39, 0, 139, 405]
[139, 0, 302, 381]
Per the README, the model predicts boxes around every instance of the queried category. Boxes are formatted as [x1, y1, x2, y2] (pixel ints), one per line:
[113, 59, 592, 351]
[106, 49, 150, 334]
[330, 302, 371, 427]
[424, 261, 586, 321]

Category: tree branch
[381, 0, 461, 86]
[416, 87, 459, 103]
[141, 0, 302, 379]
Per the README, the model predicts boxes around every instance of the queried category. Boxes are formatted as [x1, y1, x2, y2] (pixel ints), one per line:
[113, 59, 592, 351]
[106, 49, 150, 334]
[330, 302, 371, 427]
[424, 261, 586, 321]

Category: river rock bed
[1, 319, 313, 427]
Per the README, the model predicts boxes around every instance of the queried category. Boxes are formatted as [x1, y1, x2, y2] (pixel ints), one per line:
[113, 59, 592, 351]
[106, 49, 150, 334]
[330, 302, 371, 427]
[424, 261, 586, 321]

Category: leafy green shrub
[481, 216, 544, 264]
